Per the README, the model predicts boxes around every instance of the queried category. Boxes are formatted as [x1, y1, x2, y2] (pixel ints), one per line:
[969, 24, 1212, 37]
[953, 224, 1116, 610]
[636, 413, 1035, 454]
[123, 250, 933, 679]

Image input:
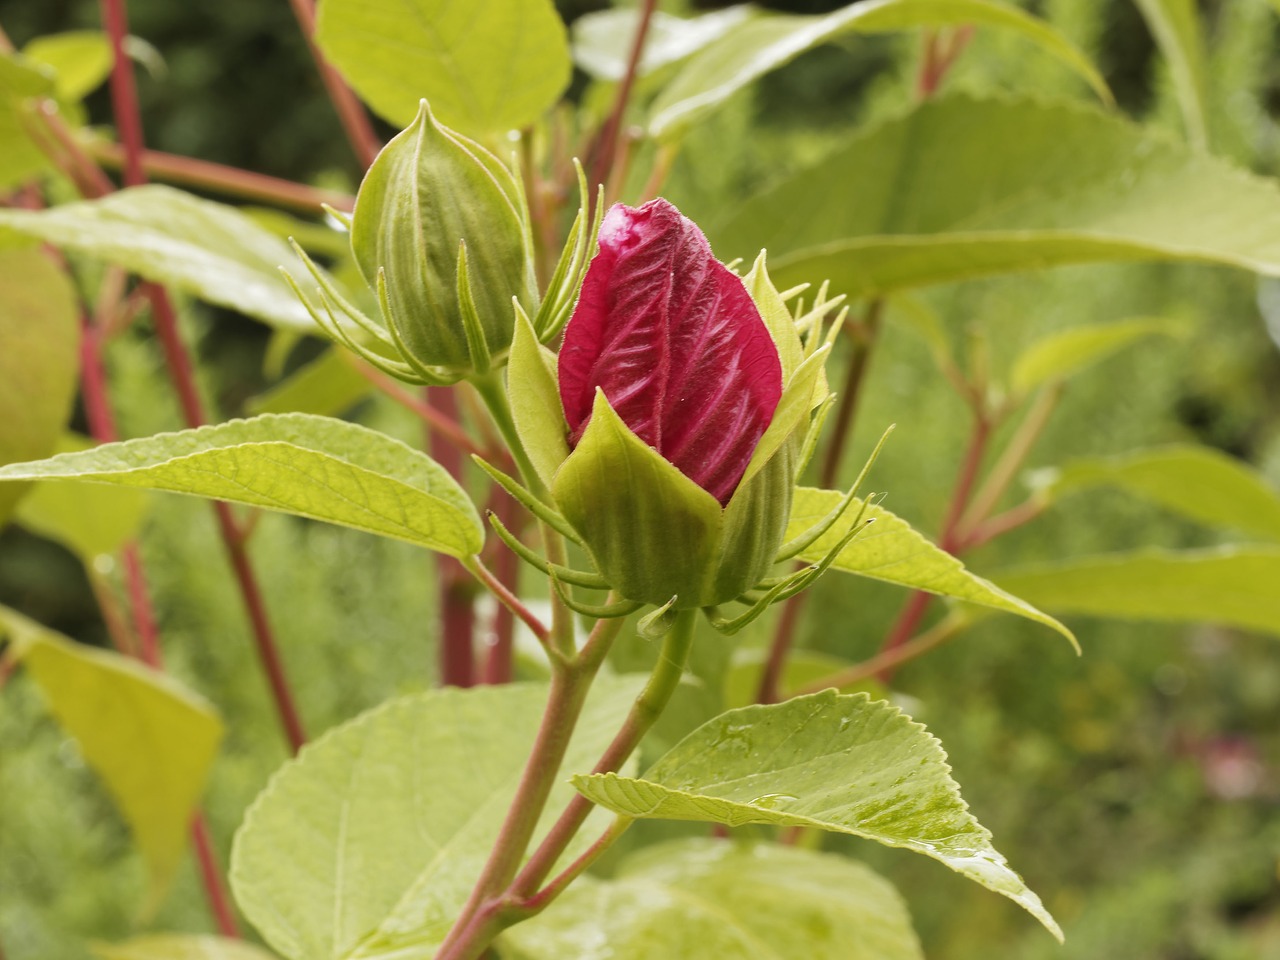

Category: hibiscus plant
[3, 1, 1280, 958]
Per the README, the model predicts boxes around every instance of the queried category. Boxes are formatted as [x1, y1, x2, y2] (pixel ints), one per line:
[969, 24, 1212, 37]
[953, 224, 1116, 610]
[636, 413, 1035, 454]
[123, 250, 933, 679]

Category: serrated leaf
[571, 6, 755, 81]
[15, 433, 150, 561]
[0, 413, 484, 558]
[1010, 317, 1171, 395]
[991, 546, 1280, 636]
[1133, 0, 1208, 149]
[1, 606, 223, 908]
[502, 838, 924, 960]
[716, 95, 1280, 296]
[1037, 445, 1280, 543]
[247, 349, 373, 417]
[789, 487, 1075, 646]
[230, 675, 644, 960]
[91, 935, 278, 960]
[0, 249, 79, 526]
[24, 31, 113, 101]
[649, 0, 1109, 139]
[0, 185, 342, 333]
[573, 691, 1060, 939]
[315, 0, 571, 133]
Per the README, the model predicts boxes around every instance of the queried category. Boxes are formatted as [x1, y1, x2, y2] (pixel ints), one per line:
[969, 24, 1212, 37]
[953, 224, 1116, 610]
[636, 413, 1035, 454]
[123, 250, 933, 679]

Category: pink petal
[559, 199, 782, 505]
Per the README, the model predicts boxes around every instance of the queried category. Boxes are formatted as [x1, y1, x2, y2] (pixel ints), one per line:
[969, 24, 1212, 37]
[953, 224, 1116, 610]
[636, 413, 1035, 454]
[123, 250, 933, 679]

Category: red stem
[875, 412, 990, 677]
[190, 816, 241, 937]
[100, 0, 308, 753]
[285, 0, 381, 170]
[88, 141, 355, 213]
[78, 279, 240, 935]
[756, 587, 808, 704]
[429, 387, 477, 687]
[589, 0, 659, 194]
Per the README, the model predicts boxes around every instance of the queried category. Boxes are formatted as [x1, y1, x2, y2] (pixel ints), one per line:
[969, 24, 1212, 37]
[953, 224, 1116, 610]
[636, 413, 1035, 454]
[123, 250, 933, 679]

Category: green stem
[435, 613, 629, 960]
[509, 608, 698, 899]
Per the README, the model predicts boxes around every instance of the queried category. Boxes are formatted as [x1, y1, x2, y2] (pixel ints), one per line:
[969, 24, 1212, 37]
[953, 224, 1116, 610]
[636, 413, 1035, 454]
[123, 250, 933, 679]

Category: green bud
[350, 100, 538, 381]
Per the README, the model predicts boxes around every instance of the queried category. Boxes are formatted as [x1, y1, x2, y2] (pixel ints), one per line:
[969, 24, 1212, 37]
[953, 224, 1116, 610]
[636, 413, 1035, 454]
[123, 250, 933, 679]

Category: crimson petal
[559, 199, 782, 505]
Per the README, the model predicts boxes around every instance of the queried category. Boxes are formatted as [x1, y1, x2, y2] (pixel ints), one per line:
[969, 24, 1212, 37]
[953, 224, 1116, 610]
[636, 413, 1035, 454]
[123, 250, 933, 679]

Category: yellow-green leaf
[1, 606, 223, 906]
[574, 691, 1060, 940]
[230, 676, 644, 960]
[716, 96, 1280, 297]
[315, 0, 571, 134]
[649, 0, 1110, 139]
[92, 935, 278, 960]
[1036, 445, 1280, 543]
[504, 839, 924, 959]
[0, 185, 342, 333]
[789, 487, 1075, 646]
[1010, 318, 1172, 396]
[14, 434, 150, 561]
[1133, 0, 1208, 149]
[24, 31, 114, 101]
[0, 249, 79, 526]
[247, 349, 372, 417]
[991, 546, 1280, 637]
[0, 413, 484, 558]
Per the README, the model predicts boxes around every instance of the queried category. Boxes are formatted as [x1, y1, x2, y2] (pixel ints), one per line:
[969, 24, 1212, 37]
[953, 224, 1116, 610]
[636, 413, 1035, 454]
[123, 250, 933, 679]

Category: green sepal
[738, 344, 829, 490]
[742, 251, 804, 381]
[455, 241, 492, 375]
[533, 162, 604, 343]
[553, 390, 726, 609]
[550, 574, 645, 619]
[636, 596, 680, 640]
[508, 303, 571, 489]
[471, 455, 581, 543]
[487, 510, 609, 589]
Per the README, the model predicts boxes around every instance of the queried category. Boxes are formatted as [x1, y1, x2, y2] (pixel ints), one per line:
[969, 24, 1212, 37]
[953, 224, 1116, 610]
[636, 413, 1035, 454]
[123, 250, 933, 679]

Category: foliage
[2, 1, 1279, 959]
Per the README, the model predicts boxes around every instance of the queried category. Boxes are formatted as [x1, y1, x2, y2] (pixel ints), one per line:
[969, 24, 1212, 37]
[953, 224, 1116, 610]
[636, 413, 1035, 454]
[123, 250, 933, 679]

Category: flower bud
[551, 200, 819, 609]
[348, 100, 538, 381]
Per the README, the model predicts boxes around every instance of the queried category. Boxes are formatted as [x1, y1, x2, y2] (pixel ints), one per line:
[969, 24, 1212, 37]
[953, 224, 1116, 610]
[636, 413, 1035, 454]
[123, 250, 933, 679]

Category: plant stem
[284, 0, 381, 170]
[78, 288, 240, 935]
[436, 612, 629, 960]
[87, 141, 355, 213]
[429, 387, 478, 687]
[963, 498, 1046, 551]
[511, 815, 633, 914]
[465, 556, 550, 651]
[99, 0, 308, 752]
[957, 383, 1062, 543]
[798, 614, 965, 695]
[759, 300, 883, 704]
[510, 607, 698, 899]
[819, 299, 884, 490]
[589, 0, 659, 195]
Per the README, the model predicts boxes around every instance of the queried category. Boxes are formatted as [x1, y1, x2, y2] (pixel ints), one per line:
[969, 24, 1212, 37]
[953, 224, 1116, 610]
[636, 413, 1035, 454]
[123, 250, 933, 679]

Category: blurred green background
[1, 0, 1278, 958]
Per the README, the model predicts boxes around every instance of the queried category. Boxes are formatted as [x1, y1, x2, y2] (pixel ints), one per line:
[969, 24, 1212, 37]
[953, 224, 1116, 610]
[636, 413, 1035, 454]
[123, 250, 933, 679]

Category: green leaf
[1036, 445, 1280, 543]
[1009, 317, 1171, 396]
[0, 96, 51, 191]
[247, 349, 373, 417]
[14, 434, 150, 561]
[789, 487, 1075, 647]
[1133, 0, 1208, 149]
[573, 691, 1060, 940]
[230, 675, 644, 960]
[571, 6, 755, 81]
[315, 0, 571, 133]
[0, 413, 484, 559]
[502, 838, 924, 960]
[0, 249, 80, 527]
[1, 606, 223, 908]
[91, 935, 278, 960]
[648, 0, 1109, 140]
[716, 95, 1280, 297]
[991, 546, 1280, 637]
[508, 306, 569, 490]
[24, 31, 114, 101]
[0, 185, 341, 333]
